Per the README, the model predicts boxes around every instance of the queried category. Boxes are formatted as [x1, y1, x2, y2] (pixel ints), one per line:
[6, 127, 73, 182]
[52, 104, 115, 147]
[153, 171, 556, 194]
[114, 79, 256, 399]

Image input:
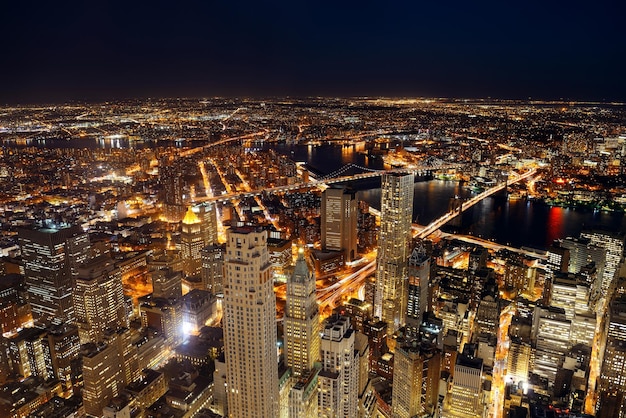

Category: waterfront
[270, 143, 626, 249]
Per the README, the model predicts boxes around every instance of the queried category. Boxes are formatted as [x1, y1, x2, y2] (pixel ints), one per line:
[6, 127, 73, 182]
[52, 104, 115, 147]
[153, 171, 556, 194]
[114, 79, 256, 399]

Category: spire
[292, 247, 312, 284]
[182, 206, 200, 224]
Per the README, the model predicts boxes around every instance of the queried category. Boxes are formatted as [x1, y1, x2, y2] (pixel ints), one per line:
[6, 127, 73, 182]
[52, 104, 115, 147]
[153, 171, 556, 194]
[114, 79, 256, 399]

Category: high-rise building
[181, 207, 204, 277]
[201, 243, 225, 295]
[550, 273, 591, 320]
[195, 203, 219, 247]
[321, 187, 358, 261]
[561, 236, 606, 292]
[532, 306, 571, 384]
[507, 336, 531, 385]
[288, 371, 320, 418]
[448, 353, 484, 418]
[581, 229, 625, 294]
[406, 245, 430, 336]
[82, 342, 125, 417]
[601, 296, 626, 393]
[73, 256, 128, 344]
[223, 227, 279, 418]
[8, 327, 54, 381]
[148, 251, 183, 299]
[319, 315, 358, 418]
[375, 172, 414, 334]
[47, 324, 80, 393]
[285, 249, 320, 418]
[19, 224, 90, 326]
[285, 249, 320, 377]
[392, 338, 440, 418]
[547, 241, 570, 274]
[160, 158, 186, 222]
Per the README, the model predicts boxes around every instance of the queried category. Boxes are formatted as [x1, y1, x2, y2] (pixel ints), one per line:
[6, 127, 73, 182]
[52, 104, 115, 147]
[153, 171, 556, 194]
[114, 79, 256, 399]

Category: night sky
[1, 1, 624, 104]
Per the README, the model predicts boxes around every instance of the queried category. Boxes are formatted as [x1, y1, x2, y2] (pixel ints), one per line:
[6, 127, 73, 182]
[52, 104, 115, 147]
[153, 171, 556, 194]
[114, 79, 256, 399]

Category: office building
[507, 336, 531, 385]
[581, 229, 625, 294]
[406, 245, 430, 336]
[532, 306, 571, 384]
[47, 324, 80, 393]
[73, 256, 128, 344]
[319, 315, 358, 418]
[285, 248, 320, 376]
[201, 243, 225, 295]
[148, 250, 183, 299]
[195, 202, 219, 246]
[19, 224, 90, 326]
[561, 237, 606, 293]
[223, 227, 279, 418]
[448, 354, 484, 418]
[375, 172, 414, 334]
[392, 338, 440, 418]
[181, 207, 204, 277]
[601, 297, 626, 391]
[321, 187, 358, 261]
[8, 327, 53, 381]
[82, 342, 125, 417]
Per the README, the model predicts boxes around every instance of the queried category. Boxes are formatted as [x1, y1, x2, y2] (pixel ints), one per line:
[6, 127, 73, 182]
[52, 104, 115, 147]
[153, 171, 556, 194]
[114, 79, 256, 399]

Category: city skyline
[1, 1, 625, 104]
[1, 97, 626, 416]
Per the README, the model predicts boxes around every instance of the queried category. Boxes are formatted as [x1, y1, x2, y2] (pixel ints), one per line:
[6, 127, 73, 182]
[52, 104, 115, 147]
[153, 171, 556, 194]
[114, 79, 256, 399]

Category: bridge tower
[448, 196, 463, 228]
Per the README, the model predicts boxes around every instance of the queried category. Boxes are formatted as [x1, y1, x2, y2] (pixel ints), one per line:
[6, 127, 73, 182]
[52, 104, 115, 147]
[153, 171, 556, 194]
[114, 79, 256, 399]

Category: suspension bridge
[194, 160, 464, 204]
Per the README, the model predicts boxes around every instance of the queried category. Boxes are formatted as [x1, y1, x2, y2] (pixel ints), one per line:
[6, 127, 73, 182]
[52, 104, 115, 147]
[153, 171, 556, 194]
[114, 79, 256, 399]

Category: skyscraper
[223, 227, 279, 418]
[19, 224, 90, 326]
[195, 203, 219, 246]
[318, 315, 358, 418]
[448, 353, 484, 418]
[600, 296, 626, 407]
[181, 207, 204, 277]
[375, 172, 414, 334]
[392, 338, 440, 418]
[286, 248, 320, 418]
[581, 229, 625, 294]
[406, 245, 430, 336]
[201, 243, 225, 295]
[160, 157, 186, 222]
[284, 248, 320, 377]
[321, 187, 358, 261]
[73, 256, 128, 344]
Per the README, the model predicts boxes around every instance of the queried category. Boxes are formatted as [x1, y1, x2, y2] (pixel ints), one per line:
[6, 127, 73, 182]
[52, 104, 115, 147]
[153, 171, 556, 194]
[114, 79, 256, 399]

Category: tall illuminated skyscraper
[285, 248, 320, 376]
[195, 203, 219, 246]
[375, 172, 414, 334]
[181, 207, 204, 277]
[319, 315, 358, 418]
[223, 227, 279, 418]
[285, 249, 320, 418]
[321, 187, 358, 261]
[18, 224, 90, 326]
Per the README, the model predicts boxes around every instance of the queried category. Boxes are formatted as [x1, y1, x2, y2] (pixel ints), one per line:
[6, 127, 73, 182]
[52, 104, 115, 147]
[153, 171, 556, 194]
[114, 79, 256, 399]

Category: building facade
[223, 227, 279, 418]
[375, 172, 414, 334]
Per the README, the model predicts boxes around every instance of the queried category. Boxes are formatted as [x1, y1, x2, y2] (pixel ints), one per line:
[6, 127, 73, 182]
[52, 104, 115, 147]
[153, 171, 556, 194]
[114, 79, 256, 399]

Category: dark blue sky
[1, 0, 624, 103]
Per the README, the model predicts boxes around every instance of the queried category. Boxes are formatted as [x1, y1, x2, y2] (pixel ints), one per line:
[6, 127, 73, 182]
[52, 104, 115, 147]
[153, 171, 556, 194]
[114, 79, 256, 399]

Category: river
[267, 143, 626, 250]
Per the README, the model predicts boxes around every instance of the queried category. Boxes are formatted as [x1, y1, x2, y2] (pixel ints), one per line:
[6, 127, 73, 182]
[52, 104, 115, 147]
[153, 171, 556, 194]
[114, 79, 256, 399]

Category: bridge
[413, 168, 537, 239]
[194, 161, 464, 204]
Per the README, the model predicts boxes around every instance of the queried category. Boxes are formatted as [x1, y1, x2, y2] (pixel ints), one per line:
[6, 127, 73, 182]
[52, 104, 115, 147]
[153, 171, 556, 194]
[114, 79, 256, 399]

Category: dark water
[268, 143, 626, 250]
